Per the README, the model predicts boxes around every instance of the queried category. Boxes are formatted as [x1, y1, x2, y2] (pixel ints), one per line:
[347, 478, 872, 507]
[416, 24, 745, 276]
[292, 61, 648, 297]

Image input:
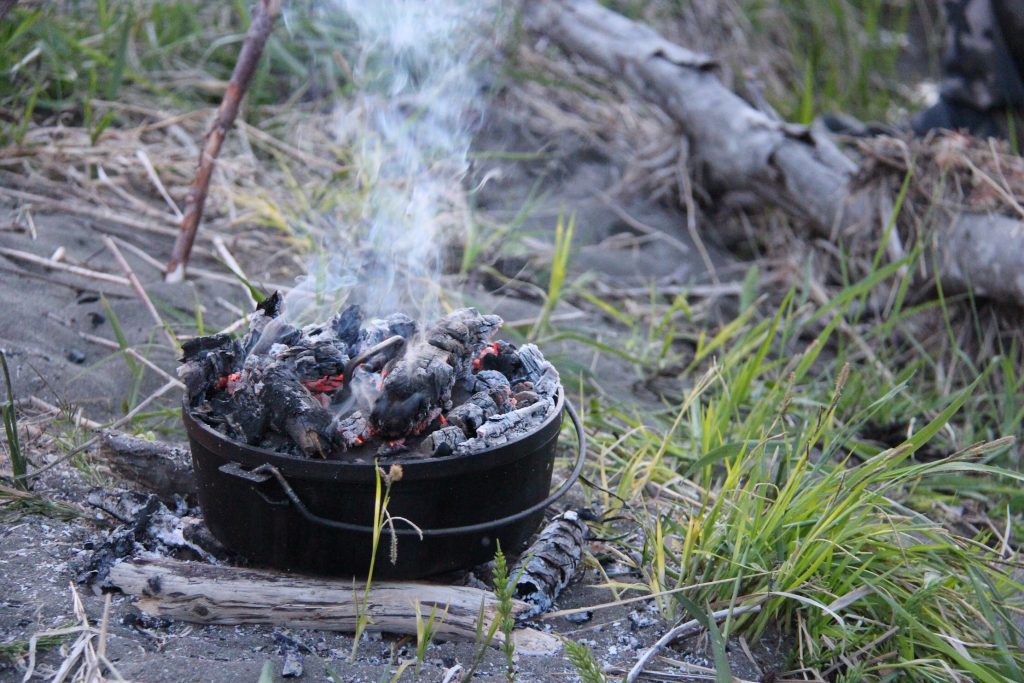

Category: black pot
[184, 389, 585, 579]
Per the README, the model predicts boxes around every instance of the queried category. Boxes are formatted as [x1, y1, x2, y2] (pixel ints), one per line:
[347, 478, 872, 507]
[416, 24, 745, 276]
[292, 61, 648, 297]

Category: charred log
[513, 510, 589, 618]
[97, 430, 196, 503]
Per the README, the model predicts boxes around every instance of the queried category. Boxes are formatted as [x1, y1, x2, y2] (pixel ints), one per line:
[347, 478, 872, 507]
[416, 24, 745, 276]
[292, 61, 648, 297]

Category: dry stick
[102, 236, 179, 352]
[135, 149, 183, 220]
[166, 0, 282, 282]
[0, 247, 129, 286]
[0, 186, 178, 237]
[77, 331, 183, 388]
[626, 604, 763, 683]
[525, 0, 1024, 308]
[212, 235, 257, 308]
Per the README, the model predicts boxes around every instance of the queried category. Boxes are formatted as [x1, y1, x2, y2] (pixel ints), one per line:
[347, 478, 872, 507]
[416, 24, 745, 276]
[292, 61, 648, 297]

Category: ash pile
[179, 293, 561, 459]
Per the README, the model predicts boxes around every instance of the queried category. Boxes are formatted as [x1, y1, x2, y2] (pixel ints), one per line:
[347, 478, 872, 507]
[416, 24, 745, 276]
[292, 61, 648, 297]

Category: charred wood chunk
[334, 411, 369, 449]
[513, 390, 540, 407]
[446, 391, 499, 436]
[359, 313, 417, 351]
[480, 339, 523, 378]
[474, 400, 550, 442]
[513, 510, 589, 618]
[518, 343, 560, 397]
[472, 370, 513, 410]
[178, 334, 243, 403]
[370, 309, 502, 440]
[331, 303, 363, 347]
[424, 425, 466, 457]
[250, 359, 335, 457]
[242, 291, 284, 353]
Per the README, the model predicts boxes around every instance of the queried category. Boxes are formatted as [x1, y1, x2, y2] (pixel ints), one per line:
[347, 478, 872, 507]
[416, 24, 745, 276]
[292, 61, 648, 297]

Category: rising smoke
[281, 0, 497, 325]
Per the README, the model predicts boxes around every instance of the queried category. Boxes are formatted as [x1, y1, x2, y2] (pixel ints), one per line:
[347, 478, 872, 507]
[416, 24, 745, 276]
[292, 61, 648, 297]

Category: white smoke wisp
[316, 0, 496, 322]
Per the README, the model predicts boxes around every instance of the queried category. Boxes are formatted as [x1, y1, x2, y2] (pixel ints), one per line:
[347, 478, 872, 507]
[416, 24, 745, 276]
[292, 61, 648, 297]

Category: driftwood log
[524, 0, 1024, 307]
[108, 557, 562, 656]
[96, 430, 195, 503]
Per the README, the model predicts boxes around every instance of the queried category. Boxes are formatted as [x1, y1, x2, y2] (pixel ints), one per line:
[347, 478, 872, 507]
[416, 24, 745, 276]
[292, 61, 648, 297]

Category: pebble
[281, 651, 303, 678]
[66, 349, 86, 364]
[565, 610, 593, 624]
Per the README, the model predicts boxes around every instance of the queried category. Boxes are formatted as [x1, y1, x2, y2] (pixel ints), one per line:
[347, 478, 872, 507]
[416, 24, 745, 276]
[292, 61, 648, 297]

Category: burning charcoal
[369, 308, 502, 440]
[479, 340, 523, 378]
[334, 411, 369, 449]
[513, 510, 589, 618]
[423, 425, 466, 457]
[518, 343, 560, 397]
[514, 390, 540, 407]
[331, 303, 363, 346]
[378, 440, 410, 457]
[177, 333, 244, 403]
[446, 391, 499, 436]
[472, 370, 514, 410]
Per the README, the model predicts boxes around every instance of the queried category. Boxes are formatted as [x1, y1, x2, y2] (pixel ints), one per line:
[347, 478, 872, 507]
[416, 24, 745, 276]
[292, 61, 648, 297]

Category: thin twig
[102, 236, 179, 351]
[213, 235, 257, 308]
[166, 0, 282, 281]
[77, 331, 183, 388]
[135, 149, 183, 219]
[626, 604, 762, 683]
[0, 246, 129, 286]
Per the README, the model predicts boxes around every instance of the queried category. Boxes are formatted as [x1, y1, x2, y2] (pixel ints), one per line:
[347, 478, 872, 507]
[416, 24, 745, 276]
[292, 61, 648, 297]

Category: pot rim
[183, 387, 565, 482]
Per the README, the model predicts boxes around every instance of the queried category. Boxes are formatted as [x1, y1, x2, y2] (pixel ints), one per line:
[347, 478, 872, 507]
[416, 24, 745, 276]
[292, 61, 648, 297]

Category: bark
[165, 0, 282, 282]
[523, 0, 1024, 307]
[108, 557, 562, 655]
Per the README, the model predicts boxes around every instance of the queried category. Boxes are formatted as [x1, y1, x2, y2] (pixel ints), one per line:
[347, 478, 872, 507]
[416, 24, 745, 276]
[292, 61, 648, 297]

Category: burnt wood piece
[513, 510, 589, 618]
[108, 557, 562, 655]
[369, 308, 502, 440]
[480, 340, 524, 378]
[358, 313, 418, 354]
[446, 391, 501, 436]
[97, 430, 196, 503]
[518, 344, 560, 397]
[473, 400, 550, 443]
[333, 411, 368, 449]
[178, 333, 243, 403]
[248, 356, 335, 457]
[241, 291, 283, 353]
[424, 425, 467, 457]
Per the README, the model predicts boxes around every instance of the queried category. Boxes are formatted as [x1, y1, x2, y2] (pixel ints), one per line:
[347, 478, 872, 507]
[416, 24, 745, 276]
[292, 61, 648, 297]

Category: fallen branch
[524, 0, 1024, 307]
[626, 603, 763, 683]
[108, 557, 562, 656]
[96, 430, 195, 503]
[165, 0, 282, 282]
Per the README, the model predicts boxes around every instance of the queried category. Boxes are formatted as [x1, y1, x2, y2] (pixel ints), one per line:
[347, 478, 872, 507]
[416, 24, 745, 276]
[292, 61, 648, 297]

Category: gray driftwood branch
[108, 557, 562, 655]
[523, 0, 1024, 306]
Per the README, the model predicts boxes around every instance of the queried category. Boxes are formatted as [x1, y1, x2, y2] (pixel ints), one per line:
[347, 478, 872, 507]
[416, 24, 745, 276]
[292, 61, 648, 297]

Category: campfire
[178, 293, 561, 460]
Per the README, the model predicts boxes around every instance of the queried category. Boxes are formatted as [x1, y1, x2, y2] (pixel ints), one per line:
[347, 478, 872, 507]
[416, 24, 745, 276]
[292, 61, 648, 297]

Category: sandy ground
[0, 97, 789, 682]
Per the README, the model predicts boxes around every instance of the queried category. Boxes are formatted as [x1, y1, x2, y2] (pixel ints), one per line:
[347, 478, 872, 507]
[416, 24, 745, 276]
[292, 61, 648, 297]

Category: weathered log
[524, 0, 1024, 307]
[97, 430, 195, 503]
[513, 510, 589, 618]
[108, 557, 561, 656]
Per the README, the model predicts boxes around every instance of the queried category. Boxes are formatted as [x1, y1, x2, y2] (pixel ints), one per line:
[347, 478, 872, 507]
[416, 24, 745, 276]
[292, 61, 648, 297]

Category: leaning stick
[108, 557, 562, 656]
[165, 0, 282, 283]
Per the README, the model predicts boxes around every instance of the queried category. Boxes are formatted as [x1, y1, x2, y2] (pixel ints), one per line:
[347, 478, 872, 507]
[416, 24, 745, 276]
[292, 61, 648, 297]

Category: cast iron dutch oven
[184, 389, 585, 579]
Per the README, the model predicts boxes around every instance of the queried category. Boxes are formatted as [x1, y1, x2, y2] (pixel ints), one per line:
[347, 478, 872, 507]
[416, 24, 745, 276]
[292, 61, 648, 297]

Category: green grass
[557, 260, 1024, 679]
